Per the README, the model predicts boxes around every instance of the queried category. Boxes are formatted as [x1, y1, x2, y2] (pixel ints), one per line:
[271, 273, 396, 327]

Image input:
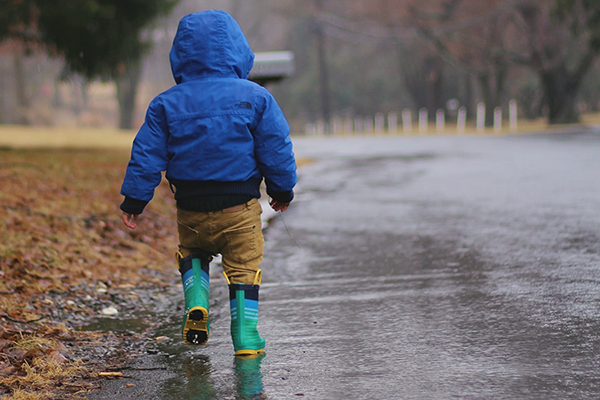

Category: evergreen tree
[1, 0, 178, 128]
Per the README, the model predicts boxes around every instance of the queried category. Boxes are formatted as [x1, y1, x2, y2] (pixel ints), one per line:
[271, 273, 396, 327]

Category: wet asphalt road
[91, 129, 600, 399]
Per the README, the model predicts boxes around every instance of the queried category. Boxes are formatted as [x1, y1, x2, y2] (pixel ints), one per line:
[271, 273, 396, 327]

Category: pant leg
[213, 199, 264, 285]
[176, 207, 217, 261]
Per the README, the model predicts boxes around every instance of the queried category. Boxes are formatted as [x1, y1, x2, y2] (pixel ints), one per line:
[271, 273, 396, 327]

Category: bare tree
[404, 0, 516, 124]
[507, 0, 598, 124]
[408, 0, 600, 124]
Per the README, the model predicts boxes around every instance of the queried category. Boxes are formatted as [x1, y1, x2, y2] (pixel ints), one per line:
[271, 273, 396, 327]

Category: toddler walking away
[119, 10, 297, 356]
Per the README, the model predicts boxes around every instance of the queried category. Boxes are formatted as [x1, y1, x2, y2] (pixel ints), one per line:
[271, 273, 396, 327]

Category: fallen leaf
[0, 365, 18, 376]
[4, 348, 27, 361]
[47, 350, 68, 364]
[98, 371, 123, 378]
[24, 348, 46, 362]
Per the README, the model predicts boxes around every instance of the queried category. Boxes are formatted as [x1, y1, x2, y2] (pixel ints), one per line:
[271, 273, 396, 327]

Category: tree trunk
[14, 51, 30, 125]
[541, 66, 581, 125]
[399, 52, 444, 119]
[463, 73, 474, 117]
[315, 0, 330, 128]
[0, 62, 4, 124]
[399, 51, 428, 110]
[478, 64, 506, 127]
[495, 62, 507, 109]
[478, 73, 497, 127]
[115, 60, 142, 130]
[427, 57, 444, 113]
[316, 25, 330, 125]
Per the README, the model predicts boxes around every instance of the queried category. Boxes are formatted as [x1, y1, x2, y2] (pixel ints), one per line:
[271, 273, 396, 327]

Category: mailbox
[249, 51, 294, 85]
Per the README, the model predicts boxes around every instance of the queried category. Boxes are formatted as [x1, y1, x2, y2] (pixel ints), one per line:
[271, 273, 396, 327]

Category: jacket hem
[170, 178, 262, 200]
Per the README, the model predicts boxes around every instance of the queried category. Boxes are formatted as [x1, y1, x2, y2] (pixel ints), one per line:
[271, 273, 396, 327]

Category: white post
[332, 117, 343, 136]
[364, 116, 373, 134]
[436, 109, 445, 133]
[402, 109, 412, 134]
[305, 122, 315, 136]
[509, 100, 518, 132]
[419, 108, 428, 134]
[354, 116, 363, 135]
[344, 118, 353, 135]
[388, 112, 398, 134]
[494, 107, 502, 132]
[457, 107, 467, 134]
[317, 120, 326, 136]
[476, 103, 485, 133]
[375, 113, 385, 134]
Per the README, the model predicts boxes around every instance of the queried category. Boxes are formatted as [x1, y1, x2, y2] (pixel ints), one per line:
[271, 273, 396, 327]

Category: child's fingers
[121, 213, 137, 229]
[269, 200, 289, 212]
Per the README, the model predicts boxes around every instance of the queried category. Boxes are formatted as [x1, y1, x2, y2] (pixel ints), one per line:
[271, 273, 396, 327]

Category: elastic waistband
[178, 198, 259, 215]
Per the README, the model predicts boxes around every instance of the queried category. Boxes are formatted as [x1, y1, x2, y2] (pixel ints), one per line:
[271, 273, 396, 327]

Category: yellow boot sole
[182, 306, 209, 345]
[234, 348, 265, 357]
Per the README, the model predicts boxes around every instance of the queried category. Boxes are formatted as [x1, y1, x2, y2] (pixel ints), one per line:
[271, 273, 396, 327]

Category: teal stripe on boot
[225, 271, 265, 356]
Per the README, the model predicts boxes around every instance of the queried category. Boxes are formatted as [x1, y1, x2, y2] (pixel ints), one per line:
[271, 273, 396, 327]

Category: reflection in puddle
[181, 354, 215, 399]
[161, 352, 266, 399]
[234, 354, 266, 399]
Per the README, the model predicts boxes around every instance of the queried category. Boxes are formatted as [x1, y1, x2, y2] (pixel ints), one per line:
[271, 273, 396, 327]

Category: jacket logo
[234, 101, 252, 110]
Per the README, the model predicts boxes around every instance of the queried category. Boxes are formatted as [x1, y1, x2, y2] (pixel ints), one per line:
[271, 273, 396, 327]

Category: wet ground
[89, 129, 600, 399]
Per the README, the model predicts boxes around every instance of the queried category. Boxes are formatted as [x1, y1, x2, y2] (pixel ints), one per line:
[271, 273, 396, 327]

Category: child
[119, 10, 297, 357]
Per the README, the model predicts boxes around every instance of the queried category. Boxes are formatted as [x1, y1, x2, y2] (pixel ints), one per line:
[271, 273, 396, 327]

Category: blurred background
[1, 0, 599, 134]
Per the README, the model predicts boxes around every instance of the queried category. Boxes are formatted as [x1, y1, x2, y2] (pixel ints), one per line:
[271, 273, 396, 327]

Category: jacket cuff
[120, 197, 148, 215]
[266, 188, 294, 203]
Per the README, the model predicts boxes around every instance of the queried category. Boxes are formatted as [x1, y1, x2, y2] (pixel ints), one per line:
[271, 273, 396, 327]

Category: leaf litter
[0, 149, 180, 399]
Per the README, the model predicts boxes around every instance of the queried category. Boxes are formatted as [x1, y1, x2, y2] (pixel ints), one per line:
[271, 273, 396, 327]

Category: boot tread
[182, 306, 209, 345]
[186, 329, 208, 345]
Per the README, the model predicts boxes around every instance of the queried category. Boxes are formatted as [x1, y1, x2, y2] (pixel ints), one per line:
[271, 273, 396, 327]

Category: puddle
[80, 315, 152, 333]
[84, 259, 265, 399]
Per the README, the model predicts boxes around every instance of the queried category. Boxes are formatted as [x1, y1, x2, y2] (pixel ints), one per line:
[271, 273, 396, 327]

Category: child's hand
[269, 200, 290, 212]
[122, 212, 139, 229]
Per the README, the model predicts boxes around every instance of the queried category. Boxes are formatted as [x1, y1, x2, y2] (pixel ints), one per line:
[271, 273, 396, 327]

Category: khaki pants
[176, 198, 264, 285]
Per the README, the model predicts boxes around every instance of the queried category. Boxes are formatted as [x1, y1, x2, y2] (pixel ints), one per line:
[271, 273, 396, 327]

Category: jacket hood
[169, 10, 254, 84]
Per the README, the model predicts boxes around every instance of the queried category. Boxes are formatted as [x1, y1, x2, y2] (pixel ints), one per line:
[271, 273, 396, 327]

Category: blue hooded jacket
[120, 10, 297, 214]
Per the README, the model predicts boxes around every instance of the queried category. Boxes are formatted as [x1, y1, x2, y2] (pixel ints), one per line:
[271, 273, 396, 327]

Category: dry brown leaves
[0, 149, 179, 398]
[0, 325, 105, 398]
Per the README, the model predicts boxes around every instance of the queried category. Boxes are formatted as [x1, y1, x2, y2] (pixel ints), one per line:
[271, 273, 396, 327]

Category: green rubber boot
[178, 252, 210, 345]
[224, 270, 265, 356]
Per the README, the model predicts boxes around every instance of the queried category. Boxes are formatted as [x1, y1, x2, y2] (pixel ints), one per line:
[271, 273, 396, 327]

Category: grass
[0, 324, 107, 399]
[0, 126, 136, 150]
[2, 358, 94, 400]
